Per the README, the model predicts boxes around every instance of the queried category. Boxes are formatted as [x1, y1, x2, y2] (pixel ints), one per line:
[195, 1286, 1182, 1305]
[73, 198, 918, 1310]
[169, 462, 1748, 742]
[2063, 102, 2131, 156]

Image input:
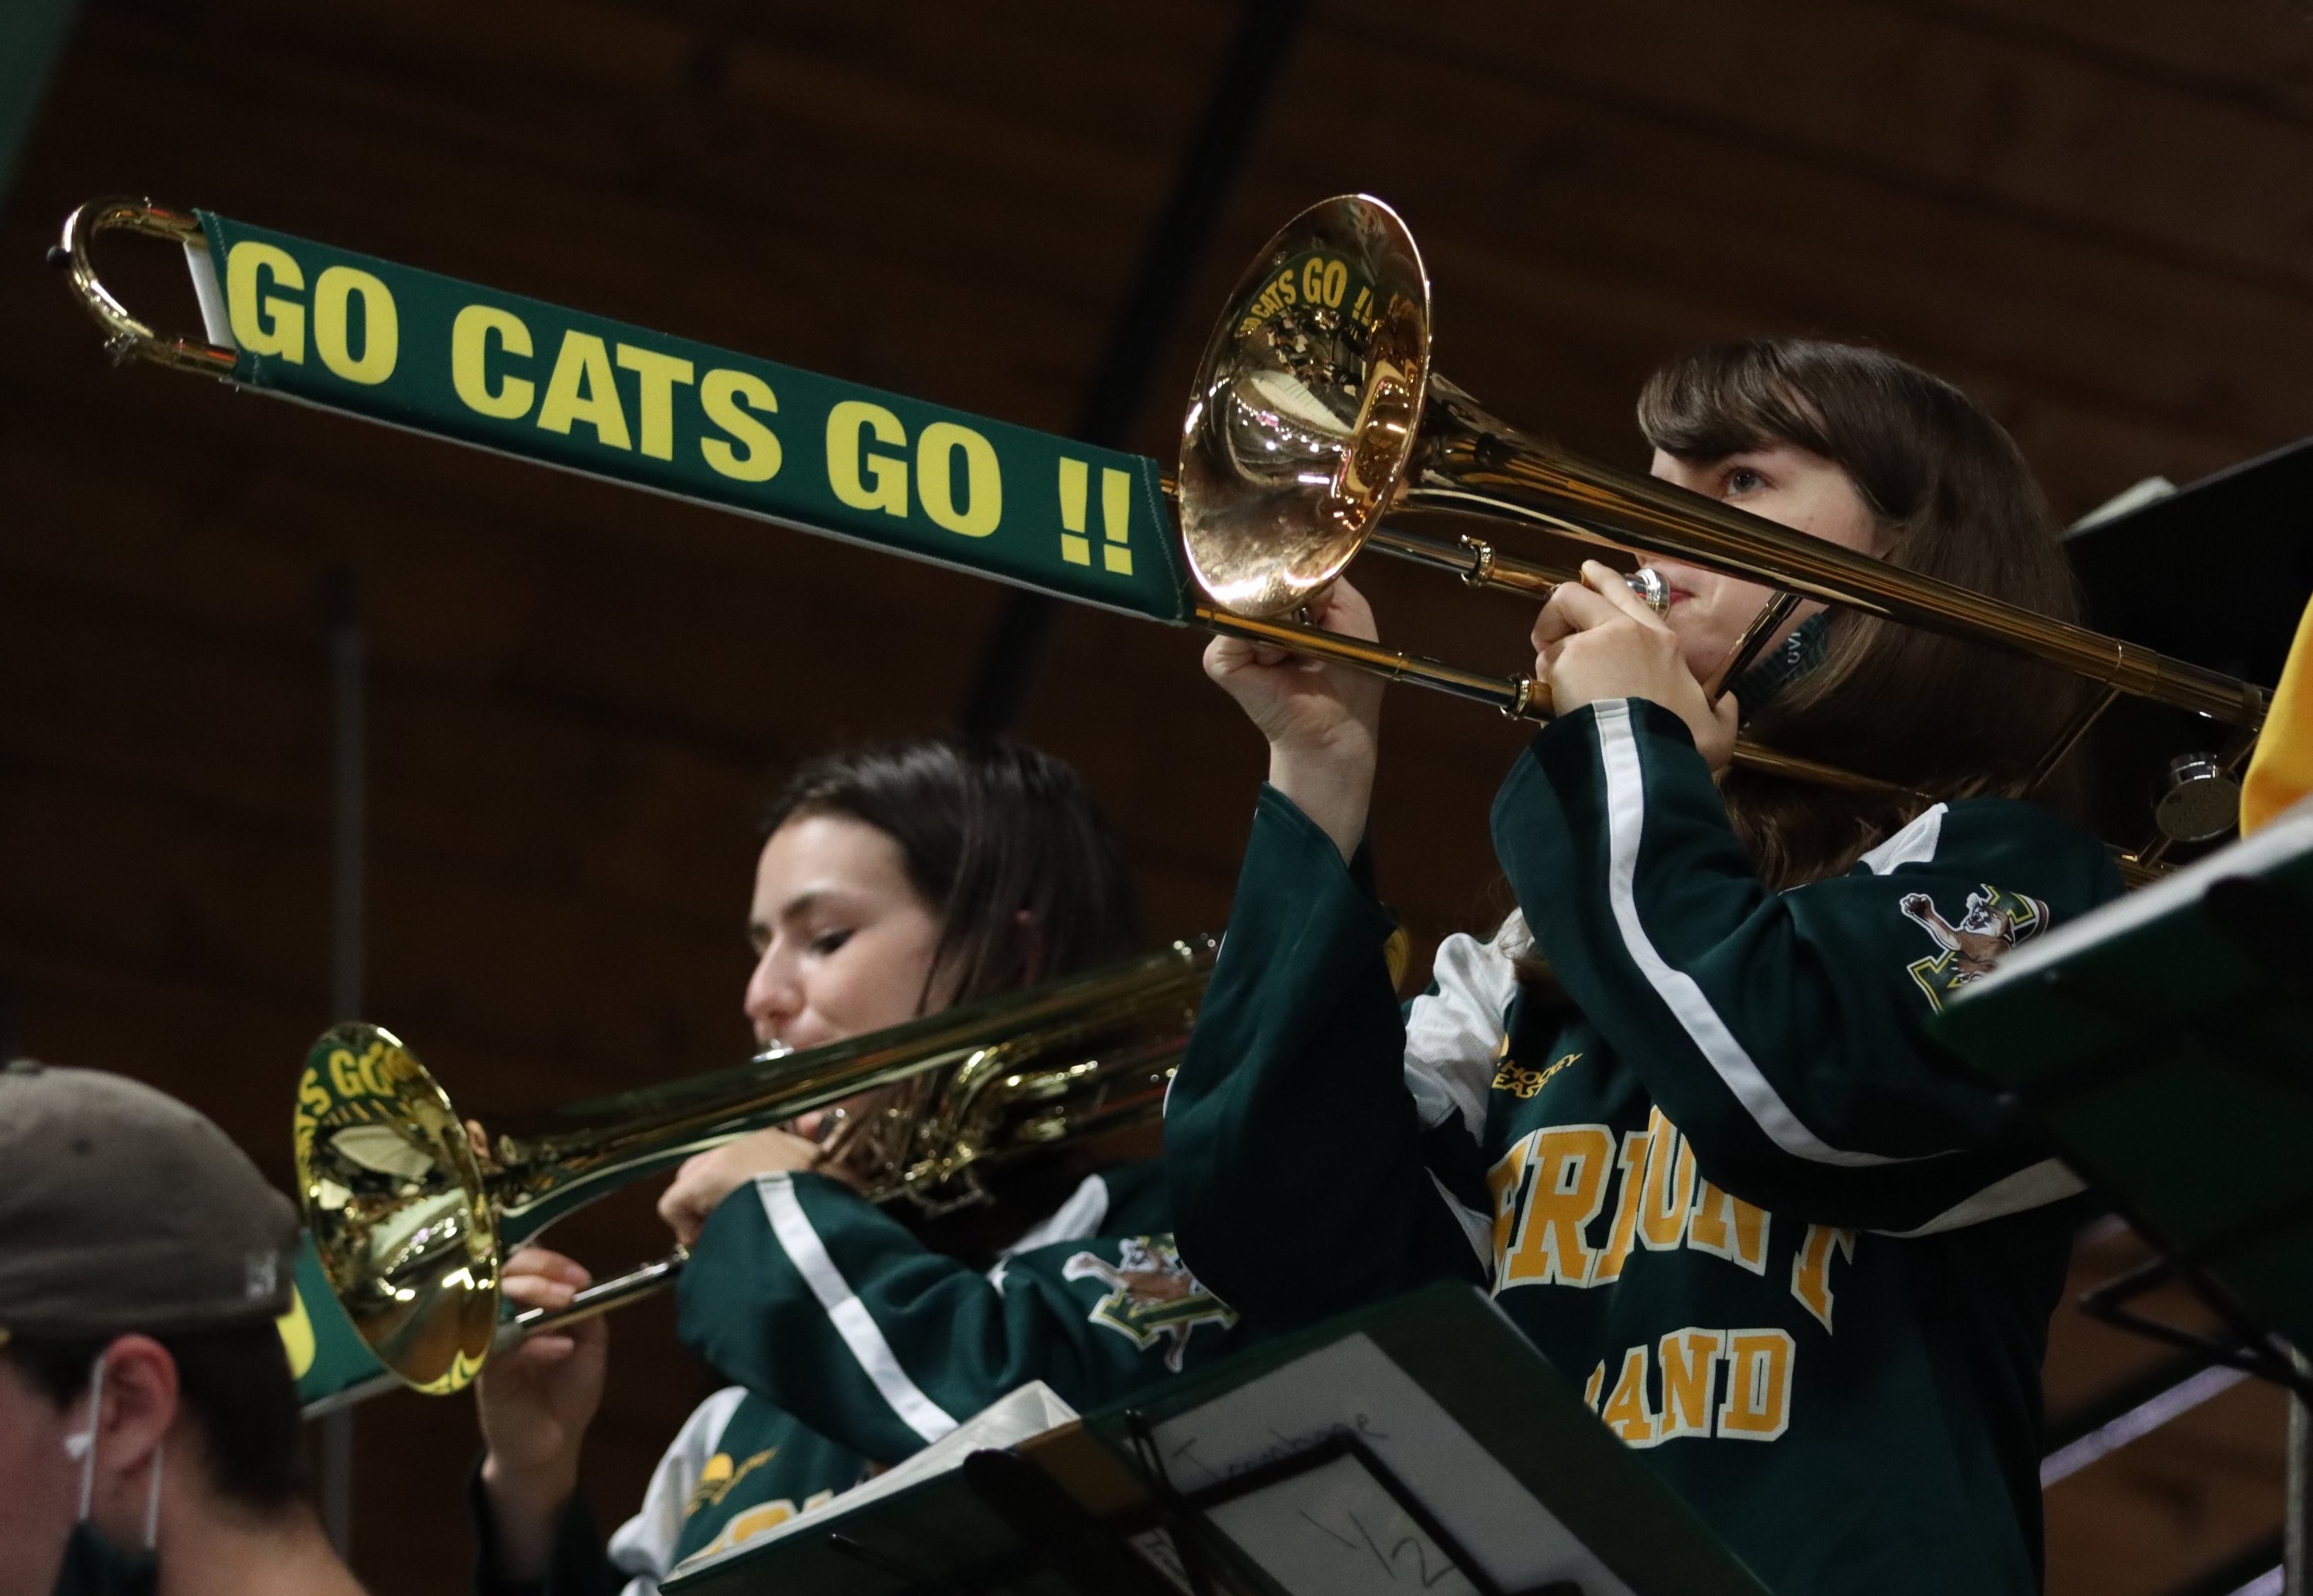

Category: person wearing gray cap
[0, 1061, 368, 1596]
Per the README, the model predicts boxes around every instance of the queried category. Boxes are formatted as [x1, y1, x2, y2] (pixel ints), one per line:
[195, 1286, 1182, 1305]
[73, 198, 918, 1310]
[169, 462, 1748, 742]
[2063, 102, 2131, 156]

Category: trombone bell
[1179, 196, 1436, 619]
[293, 1025, 500, 1394]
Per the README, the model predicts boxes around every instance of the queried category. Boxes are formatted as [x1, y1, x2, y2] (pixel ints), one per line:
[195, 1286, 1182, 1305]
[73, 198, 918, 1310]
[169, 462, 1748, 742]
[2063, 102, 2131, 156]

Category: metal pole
[2288, 1380, 2309, 1596]
[320, 571, 364, 1556]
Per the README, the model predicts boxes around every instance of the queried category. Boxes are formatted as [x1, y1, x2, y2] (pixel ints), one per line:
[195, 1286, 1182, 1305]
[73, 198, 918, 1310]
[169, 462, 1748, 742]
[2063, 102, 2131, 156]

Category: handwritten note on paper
[1203, 1452, 1483, 1596]
[1149, 1333, 1633, 1596]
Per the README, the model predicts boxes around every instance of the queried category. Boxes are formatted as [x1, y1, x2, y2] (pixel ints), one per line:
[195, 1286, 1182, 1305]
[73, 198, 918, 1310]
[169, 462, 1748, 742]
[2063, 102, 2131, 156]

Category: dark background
[6, 3, 2310, 1591]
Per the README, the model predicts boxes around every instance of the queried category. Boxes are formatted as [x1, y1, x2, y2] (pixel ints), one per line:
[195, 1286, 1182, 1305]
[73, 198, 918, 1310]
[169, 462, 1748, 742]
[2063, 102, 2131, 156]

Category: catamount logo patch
[1062, 1236, 1237, 1371]
[1899, 884, 2049, 1009]
[686, 1448, 776, 1517]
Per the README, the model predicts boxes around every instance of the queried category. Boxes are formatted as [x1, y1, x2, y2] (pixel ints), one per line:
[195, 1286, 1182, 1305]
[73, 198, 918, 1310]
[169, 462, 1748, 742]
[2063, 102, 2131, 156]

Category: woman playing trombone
[474, 737, 1244, 1594]
[1167, 339, 2118, 1596]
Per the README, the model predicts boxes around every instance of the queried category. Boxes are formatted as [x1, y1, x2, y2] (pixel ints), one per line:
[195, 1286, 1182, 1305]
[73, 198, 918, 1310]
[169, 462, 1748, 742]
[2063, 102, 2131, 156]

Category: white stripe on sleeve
[1871, 1158, 2088, 1237]
[755, 1173, 958, 1445]
[1594, 699, 1920, 1169]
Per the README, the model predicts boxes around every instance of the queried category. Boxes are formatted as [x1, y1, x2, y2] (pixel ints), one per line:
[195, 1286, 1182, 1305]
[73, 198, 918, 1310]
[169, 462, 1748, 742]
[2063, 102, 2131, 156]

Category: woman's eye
[811, 929, 854, 956]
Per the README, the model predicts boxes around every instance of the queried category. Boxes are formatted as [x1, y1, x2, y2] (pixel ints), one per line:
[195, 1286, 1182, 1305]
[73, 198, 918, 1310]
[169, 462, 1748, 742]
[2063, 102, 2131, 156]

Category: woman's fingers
[502, 1273, 578, 1312]
[1309, 578, 1379, 642]
[1533, 563, 1670, 650]
[1699, 689, 1742, 773]
[655, 1180, 703, 1245]
[504, 1247, 590, 1288]
[515, 1333, 576, 1365]
[1532, 578, 1624, 649]
[1580, 560, 1670, 628]
[1201, 633, 1292, 682]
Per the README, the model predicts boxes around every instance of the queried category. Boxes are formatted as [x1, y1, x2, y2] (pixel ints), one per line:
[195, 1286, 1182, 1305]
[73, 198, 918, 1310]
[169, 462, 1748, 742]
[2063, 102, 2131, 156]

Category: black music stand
[658, 1283, 1771, 1596]
[1931, 800, 2313, 1589]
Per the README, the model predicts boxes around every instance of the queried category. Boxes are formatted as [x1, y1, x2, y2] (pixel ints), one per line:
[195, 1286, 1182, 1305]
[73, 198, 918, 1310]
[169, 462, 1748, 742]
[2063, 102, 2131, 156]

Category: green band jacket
[1164, 698, 2124, 1596]
[472, 1161, 1248, 1595]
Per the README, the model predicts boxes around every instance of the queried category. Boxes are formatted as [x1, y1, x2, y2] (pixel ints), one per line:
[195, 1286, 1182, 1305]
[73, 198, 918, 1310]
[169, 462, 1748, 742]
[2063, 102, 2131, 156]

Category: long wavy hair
[1635, 338, 2087, 888]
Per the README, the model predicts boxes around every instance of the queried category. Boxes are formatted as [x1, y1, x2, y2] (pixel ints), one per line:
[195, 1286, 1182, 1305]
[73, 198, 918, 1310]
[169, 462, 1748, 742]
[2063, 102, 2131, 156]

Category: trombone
[55, 196, 2267, 847]
[1174, 196, 2269, 855]
[294, 937, 1212, 1398]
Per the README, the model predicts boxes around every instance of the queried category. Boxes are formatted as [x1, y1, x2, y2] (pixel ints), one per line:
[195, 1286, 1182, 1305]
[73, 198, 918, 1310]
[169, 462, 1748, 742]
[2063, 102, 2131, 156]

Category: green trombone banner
[189, 212, 1193, 622]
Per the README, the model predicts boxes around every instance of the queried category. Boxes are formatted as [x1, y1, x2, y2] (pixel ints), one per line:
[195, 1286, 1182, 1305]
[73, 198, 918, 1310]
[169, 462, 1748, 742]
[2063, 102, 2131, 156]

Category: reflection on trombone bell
[291, 937, 1216, 1400]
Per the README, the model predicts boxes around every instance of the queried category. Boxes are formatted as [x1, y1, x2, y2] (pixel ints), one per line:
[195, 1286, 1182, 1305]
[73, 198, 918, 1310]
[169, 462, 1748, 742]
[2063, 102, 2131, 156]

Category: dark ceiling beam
[956, 0, 1309, 738]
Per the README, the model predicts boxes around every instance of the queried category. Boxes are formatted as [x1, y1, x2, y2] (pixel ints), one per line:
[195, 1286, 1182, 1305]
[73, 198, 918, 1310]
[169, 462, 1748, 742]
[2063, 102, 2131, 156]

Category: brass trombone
[293, 938, 1212, 1397]
[1175, 196, 2269, 848]
[55, 196, 2265, 841]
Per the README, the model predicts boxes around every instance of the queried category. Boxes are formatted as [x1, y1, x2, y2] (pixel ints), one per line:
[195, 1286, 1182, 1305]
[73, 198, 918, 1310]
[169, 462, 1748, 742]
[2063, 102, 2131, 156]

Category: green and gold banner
[189, 212, 1191, 621]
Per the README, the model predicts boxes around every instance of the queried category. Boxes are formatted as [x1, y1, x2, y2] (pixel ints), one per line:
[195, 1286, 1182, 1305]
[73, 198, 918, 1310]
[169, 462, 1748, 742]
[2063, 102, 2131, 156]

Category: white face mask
[61, 1353, 163, 1547]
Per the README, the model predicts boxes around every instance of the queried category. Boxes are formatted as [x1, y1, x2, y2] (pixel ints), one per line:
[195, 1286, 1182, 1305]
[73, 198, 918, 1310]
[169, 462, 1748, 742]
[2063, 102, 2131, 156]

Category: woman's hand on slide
[476, 1246, 608, 1568]
[1534, 561, 1739, 771]
[1202, 578, 1386, 860]
[655, 1126, 831, 1248]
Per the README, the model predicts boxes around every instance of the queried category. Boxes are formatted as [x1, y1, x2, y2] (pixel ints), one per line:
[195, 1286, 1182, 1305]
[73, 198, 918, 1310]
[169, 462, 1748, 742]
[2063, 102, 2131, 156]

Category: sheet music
[1148, 1332, 1633, 1596]
[663, 1380, 1078, 1579]
[1202, 1451, 1484, 1596]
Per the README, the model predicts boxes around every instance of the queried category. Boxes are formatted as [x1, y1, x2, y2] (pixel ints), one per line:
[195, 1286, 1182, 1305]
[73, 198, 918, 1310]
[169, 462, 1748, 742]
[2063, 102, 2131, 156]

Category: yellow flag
[2242, 597, 2313, 834]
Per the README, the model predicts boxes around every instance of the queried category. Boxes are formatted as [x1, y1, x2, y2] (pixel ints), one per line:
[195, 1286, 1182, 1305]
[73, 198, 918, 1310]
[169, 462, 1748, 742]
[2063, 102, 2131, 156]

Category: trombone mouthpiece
[1628, 567, 1670, 615]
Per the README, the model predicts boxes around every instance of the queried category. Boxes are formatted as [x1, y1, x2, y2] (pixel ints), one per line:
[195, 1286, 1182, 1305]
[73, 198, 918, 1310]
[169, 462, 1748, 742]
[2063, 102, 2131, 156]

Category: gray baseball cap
[0, 1061, 300, 1341]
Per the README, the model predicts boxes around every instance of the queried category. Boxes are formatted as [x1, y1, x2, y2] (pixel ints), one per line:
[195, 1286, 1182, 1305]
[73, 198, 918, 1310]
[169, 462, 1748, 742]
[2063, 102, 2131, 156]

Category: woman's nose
[744, 950, 801, 1041]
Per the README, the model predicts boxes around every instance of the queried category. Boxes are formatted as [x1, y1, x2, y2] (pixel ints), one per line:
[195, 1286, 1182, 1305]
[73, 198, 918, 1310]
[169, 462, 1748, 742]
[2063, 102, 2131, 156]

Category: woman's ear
[1014, 909, 1044, 985]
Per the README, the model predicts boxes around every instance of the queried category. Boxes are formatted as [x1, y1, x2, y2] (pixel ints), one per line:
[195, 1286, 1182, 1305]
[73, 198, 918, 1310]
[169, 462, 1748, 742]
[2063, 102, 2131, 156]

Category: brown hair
[762, 737, 1143, 1006]
[1635, 338, 2086, 888]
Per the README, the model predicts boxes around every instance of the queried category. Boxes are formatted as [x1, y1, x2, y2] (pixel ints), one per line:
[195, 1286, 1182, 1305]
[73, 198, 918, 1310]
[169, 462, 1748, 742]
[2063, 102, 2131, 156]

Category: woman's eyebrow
[746, 889, 826, 944]
[775, 889, 829, 926]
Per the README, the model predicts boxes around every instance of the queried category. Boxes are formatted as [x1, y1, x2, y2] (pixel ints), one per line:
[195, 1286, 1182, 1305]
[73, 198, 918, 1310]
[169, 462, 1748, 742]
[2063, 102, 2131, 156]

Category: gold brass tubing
[1405, 392, 2267, 729]
[55, 198, 238, 378]
[1723, 742, 1918, 798]
[1363, 524, 1579, 598]
[1706, 592, 1803, 705]
[503, 1249, 687, 1342]
[1195, 603, 1928, 797]
[1195, 603, 1545, 717]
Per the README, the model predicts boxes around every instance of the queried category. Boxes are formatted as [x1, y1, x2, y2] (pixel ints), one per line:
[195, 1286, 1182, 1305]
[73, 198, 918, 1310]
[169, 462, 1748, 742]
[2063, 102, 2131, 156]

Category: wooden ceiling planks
[1875, 0, 2313, 124]
[1253, 10, 2313, 475]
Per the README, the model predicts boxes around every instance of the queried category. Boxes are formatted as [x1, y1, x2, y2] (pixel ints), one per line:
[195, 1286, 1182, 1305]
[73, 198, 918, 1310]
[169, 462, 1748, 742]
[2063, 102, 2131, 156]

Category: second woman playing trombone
[473, 737, 1246, 1593]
